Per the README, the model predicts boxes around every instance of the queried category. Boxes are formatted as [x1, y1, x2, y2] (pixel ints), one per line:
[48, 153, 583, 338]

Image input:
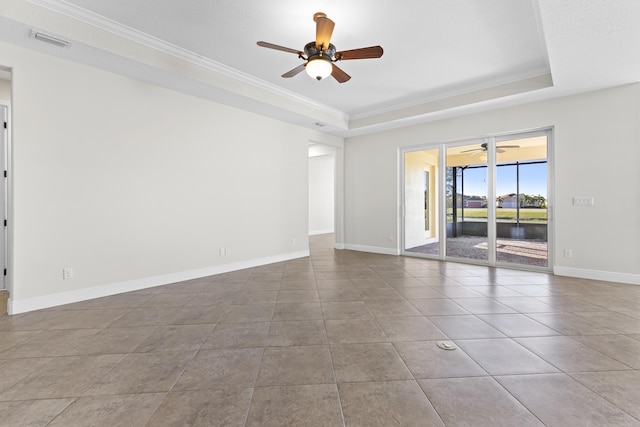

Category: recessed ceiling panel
[58, 0, 550, 115]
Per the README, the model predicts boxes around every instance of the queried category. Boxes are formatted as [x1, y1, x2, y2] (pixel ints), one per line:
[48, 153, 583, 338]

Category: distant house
[465, 197, 485, 208]
[497, 193, 518, 208]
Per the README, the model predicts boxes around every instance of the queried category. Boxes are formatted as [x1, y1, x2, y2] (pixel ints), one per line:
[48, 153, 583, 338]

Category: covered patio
[407, 236, 548, 267]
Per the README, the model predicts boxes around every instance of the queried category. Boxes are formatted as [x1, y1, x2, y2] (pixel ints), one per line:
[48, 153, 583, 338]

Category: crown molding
[349, 71, 553, 122]
[26, 0, 348, 123]
[349, 73, 554, 132]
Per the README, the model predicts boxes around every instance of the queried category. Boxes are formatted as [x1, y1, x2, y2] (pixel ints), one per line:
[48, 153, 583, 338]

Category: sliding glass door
[402, 130, 551, 270]
[446, 142, 489, 262]
[494, 134, 549, 267]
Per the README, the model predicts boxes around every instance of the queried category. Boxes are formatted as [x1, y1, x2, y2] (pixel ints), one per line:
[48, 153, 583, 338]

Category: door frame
[400, 127, 554, 272]
[0, 102, 9, 290]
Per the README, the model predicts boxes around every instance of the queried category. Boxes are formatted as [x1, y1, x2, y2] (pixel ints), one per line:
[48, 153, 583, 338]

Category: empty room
[0, 1, 639, 426]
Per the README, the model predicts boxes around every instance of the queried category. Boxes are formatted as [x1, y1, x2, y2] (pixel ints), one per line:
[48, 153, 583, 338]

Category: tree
[517, 193, 546, 208]
[533, 194, 547, 208]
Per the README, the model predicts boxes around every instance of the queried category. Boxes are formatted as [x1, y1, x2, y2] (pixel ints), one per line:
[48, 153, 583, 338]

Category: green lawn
[447, 208, 547, 222]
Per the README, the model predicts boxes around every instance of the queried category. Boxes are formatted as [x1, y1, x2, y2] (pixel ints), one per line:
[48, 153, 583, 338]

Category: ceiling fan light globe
[305, 58, 332, 80]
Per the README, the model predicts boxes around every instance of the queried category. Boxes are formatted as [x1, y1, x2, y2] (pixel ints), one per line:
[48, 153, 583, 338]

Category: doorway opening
[308, 142, 338, 255]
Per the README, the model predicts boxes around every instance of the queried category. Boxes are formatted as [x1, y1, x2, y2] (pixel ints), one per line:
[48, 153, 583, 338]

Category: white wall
[1, 41, 343, 313]
[308, 154, 335, 235]
[345, 84, 640, 284]
[404, 150, 438, 249]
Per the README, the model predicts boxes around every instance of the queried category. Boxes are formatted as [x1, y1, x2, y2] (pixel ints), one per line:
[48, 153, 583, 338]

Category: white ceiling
[1, 0, 640, 136]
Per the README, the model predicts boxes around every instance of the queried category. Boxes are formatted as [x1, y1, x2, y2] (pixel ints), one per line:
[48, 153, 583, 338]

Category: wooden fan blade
[461, 148, 482, 153]
[257, 41, 302, 55]
[336, 46, 384, 60]
[331, 63, 351, 83]
[314, 13, 335, 49]
[497, 145, 520, 149]
[282, 63, 306, 78]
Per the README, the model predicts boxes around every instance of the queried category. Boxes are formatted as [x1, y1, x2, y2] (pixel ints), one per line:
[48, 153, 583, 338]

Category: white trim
[554, 266, 640, 286]
[399, 147, 406, 254]
[343, 244, 400, 256]
[27, 0, 348, 123]
[350, 73, 552, 122]
[8, 250, 310, 314]
[309, 229, 334, 236]
[334, 243, 345, 250]
[0, 103, 8, 292]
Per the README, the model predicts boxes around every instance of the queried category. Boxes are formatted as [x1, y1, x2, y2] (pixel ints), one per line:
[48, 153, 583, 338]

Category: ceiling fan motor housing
[304, 42, 336, 61]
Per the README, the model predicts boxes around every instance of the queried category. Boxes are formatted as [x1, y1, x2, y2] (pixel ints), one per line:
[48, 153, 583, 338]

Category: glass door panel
[404, 149, 440, 256]
[495, 135, 548, 267]
[446, 143, 488, 261]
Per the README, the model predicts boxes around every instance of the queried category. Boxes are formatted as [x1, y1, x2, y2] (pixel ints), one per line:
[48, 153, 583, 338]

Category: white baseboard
[334, 243, 345, 250]
[309, 229, 334, 236]
[554, 266, 640, 285]
[8, 250, 310, 315]
[343, 243, 400, 256]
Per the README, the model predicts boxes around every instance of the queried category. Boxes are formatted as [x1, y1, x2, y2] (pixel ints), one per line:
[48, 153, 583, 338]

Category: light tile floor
[1, 233, 639, 426]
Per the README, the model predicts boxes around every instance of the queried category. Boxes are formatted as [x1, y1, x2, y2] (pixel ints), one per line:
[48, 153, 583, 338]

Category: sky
[458, 162, 547, 198]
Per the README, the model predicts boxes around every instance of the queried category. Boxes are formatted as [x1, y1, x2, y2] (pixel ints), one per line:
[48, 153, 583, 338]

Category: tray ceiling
[1, 1, 639, 136]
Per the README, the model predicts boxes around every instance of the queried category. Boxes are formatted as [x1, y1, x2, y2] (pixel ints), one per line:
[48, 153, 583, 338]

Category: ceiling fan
[257, 12, 383, 83]
[461, 142, 521, 155]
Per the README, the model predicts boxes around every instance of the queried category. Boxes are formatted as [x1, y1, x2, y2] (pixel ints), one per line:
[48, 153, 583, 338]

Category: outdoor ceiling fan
[461, 142, 521, 155]
[257, 12, 383, 83]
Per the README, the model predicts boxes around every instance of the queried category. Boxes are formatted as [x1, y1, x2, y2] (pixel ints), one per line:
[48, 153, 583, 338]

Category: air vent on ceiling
[30, 30, 71, 48]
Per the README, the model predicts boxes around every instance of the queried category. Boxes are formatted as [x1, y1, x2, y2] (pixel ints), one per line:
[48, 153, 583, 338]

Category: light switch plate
[573, 197, 594, 206]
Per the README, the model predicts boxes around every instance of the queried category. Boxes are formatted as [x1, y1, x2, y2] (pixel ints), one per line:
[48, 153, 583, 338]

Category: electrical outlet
[564, 249, 573, 258]
[291, 238, 296, 246]
[219, 248, 225, 256]
[62, 268, 73, 279]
